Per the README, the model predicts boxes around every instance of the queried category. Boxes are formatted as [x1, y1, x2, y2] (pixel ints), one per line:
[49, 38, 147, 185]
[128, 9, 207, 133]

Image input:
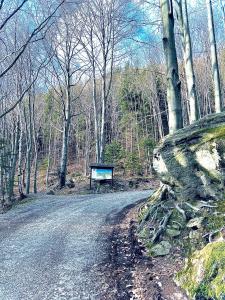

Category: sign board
[92, 168, 113, 180]
[89, 163, 114, 189]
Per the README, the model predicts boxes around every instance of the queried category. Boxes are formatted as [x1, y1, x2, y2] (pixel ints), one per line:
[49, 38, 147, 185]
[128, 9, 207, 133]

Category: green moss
[138, 188, 164, 223]
[174, 148, 188, 167]
[191, 125, 225, 151]
[205, 200, 225, 232]
[176, 241, 225, 299]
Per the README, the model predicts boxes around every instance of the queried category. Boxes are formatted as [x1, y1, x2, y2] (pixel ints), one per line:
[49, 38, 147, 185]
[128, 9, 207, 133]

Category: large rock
[186, 217, 204, 229]
[175, 241, 225, 299]
[151, 240, 172, 256]
[153, 112, 225, 202]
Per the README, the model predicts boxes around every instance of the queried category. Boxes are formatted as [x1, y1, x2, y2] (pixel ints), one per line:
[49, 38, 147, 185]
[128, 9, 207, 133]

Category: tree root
[203, 226, 225, 243]
[175, 203, 186, 221]
[151, 211, 172, 243]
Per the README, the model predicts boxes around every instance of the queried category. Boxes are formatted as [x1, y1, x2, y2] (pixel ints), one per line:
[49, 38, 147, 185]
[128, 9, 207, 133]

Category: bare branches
[0, 0, 66, 79]
[0, 58, 50, 119]
[0, 0, 28, 31]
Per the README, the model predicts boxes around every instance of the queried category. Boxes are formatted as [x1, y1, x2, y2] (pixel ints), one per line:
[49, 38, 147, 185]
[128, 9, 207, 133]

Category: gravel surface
[0, 190, 152, 300]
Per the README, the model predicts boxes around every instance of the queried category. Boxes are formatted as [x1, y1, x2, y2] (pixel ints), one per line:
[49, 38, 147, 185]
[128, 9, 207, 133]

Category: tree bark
[206, 0, 222, 113]
[160, 0, 183, 133]
[175, 0, 199, 123]
[220, 0, 225, 31]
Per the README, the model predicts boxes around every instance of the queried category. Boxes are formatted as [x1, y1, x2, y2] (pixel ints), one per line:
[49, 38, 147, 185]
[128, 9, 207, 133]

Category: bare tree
[175, 0, 199, 123]
[45, 8, 87, 188]
[160, 0, 183, 133]
[79, 0, 134, 162]
[0, 0, 66, 119]
[206, 0, 222, 112]
[219, 0, 225, 30]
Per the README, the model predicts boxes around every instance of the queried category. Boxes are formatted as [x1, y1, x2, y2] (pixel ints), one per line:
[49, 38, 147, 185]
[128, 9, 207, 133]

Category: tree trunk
[17, 107, 24, 198]
[46, 122, 52, 189]
[160, 0, 183, 133]
[25, 94, 33, 195]
[92, 75, 100, 163]
[175, 0, 199, 123]
[59, 118, 70, 188]
[220, 0, 225, 31]
[59, 73, 71, 188]
[99, 68, 107, 163]
[206, 0, 222, 113]
[8, 119, 20, 200]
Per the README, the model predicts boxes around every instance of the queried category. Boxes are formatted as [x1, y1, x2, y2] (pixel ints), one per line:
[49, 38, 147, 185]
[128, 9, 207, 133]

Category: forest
[0, 0, 224, 209]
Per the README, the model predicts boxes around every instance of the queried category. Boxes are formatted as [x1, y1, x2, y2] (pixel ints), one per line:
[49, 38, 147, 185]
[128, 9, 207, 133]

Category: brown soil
[50, 176, 160, 195]
[100, 202, 189, 300]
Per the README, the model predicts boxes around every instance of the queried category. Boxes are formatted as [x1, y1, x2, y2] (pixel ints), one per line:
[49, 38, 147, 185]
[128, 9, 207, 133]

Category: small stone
[189, 230, 202, 240]
[166, 228, 181, 237]
[186, 217, 204, 229]
[46, 190, 55, 195]
[65, 179, 75, 188]
[157, 282, 162, 288]
[151, 241, 172, 257]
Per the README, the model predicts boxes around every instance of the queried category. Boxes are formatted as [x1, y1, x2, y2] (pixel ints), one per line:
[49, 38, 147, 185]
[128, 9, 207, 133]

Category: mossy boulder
[175, 241, 225, 299]
[153, 112, 225, 202]
[150, 240, 172, 256]
[166, 228, 181, 237]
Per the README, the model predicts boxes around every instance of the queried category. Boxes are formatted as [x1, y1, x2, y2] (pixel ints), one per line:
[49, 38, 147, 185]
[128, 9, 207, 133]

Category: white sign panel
[92, 168, 112, 180]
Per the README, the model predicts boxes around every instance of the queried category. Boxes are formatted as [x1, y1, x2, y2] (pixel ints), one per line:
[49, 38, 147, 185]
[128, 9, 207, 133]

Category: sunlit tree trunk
[25, 93, 33, 195]
[59, 89, 71, 188]
[220, 0, 225, 30]
[206, 0, 222, 112]
[175, 0, 199, 123]
[46, 119, 52, 190]
[160, 0, 183, 133]
[8, 119, 19, 200]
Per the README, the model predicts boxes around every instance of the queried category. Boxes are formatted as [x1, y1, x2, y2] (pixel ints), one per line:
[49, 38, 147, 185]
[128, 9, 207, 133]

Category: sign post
[89, 164, 114, 189]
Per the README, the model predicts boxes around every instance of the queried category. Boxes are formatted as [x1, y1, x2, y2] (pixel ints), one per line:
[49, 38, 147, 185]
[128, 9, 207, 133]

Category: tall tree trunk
[220, 0, 225, 30]
[206, 0, 222, 112]
[92, 70, 100, 163]
[25, 93, 33, 195]
[175, 0, 199, 123]
[46, 121, 52, 190]
[8, 119, 19, 200]
[160, 0, 183, 133]
[59, 118, 70, 188]
[59, 74, 71, 188]
[32, 90, 38, 194]
[99, 68, 107, 163]
[17, 106, 24, 198]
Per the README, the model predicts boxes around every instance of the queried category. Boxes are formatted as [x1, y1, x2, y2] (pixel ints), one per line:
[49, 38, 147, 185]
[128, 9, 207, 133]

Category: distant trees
[0, 0, 224, 207]
[79, 0, 134, 163]
[44, 7, 87, 188]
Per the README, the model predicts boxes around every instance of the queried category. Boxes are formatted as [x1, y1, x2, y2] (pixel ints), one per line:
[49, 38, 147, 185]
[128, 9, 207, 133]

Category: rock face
[175, 241, 225, 299]
[139, 113, 225, 298]
[153, 112, 225, 202]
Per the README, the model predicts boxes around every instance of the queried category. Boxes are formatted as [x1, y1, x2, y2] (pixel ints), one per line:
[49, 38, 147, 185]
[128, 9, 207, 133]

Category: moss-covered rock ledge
[154, 112, 225, 202]
[176, 241, 225, 299]
[138, 112, 225, 299]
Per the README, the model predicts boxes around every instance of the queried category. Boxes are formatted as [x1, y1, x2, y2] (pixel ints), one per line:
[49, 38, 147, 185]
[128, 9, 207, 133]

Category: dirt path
[101, 203, 189, 300]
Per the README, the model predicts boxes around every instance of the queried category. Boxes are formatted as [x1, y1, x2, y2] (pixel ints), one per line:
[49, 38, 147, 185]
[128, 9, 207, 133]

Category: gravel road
[0, 190, 152, 300]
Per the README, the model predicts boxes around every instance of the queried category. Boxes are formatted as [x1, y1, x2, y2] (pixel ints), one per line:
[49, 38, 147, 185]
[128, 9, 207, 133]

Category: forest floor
[101, 202, 189, 300]
[49, 175, 160, 196]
